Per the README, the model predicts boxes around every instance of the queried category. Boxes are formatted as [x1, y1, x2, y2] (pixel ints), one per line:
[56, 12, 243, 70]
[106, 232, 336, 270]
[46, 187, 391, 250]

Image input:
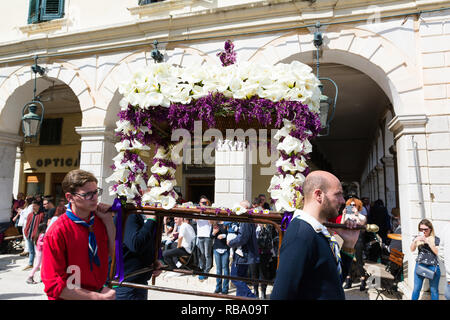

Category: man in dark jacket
[271, 170, 360, 300]
[114, 213, 162, 300]
[227, 200, 259, 298]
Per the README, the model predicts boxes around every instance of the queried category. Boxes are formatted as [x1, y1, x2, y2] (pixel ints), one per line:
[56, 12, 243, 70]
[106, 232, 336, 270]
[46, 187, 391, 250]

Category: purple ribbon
[281, 211, 294, 231]
[111, 198, 124, 282]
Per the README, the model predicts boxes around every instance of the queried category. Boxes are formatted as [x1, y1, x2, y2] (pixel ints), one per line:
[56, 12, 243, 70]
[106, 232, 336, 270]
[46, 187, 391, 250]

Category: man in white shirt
[162, 217, 196, 269]
[18, 197, 34, 256]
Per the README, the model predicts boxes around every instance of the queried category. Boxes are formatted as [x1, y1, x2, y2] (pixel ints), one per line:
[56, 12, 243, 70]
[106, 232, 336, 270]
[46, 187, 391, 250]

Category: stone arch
[98, 49, 151, 129]
[99, 46, 216, 129]
[0, 61, 95, 134]
[248, 26, 422, 116]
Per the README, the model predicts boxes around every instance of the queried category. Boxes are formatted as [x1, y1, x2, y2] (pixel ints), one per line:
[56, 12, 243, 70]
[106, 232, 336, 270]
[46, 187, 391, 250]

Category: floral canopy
[106, 41, 322, 213]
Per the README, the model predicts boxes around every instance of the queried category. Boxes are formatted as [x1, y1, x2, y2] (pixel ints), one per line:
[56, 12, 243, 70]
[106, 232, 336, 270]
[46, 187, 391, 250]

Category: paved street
[0, 250, 400, 300]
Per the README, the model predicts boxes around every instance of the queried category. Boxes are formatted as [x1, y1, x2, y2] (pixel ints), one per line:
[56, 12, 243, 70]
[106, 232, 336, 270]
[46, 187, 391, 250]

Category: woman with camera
[410, 219, 441, 300]
[341, 198, 368, 291]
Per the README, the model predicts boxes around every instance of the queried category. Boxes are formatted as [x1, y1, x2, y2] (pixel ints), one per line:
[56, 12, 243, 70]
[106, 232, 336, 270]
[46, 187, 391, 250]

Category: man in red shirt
[41, 169, 116, 300]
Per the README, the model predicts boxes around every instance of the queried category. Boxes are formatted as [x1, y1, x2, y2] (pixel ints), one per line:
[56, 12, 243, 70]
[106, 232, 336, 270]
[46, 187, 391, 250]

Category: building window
[28, 0, 65, 24]
[39, 118, 63, 145]
[138, 0, 163, 5]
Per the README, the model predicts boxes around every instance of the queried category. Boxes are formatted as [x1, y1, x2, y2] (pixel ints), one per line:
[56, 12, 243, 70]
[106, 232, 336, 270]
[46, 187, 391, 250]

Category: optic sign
[36, 156, 79, 168]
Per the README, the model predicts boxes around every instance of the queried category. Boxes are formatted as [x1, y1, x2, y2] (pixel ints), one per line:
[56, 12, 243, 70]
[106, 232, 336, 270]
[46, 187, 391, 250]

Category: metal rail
[108, 204, 284, 300]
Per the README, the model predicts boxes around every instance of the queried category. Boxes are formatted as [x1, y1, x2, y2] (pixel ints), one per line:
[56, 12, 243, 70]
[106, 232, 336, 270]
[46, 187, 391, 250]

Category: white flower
[273, 192, 296, 212]
[149, 186, 163, 198]
[276, 157, 307, 173]
[141, 192, 156, 205]
[274, 126, 291, 141]
[302, 139, 313, 154]
[160, 179, 176, 193]
[161, 196, 176, 210]
[154, 147, 170, 160]
[294, 172, 306, 185]
[232, 203, 247, 215]
[105, 168, 130, 184]
[119, 60, 319, 113]
[268, 175, 284, 193]
[181, 201, 195, 208]
[134, 175, 147, 192]
[147, 175, 159, 187]
[116, 183, 139, 201]
[115, 140, 130, 152]
[276, 135, 302, 155]
[115, 139, 150, 152]
[150, 163, 169, 176]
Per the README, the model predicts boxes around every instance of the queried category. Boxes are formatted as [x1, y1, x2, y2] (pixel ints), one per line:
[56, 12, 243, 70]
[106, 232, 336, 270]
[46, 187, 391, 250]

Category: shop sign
[36, 156, 79, 168]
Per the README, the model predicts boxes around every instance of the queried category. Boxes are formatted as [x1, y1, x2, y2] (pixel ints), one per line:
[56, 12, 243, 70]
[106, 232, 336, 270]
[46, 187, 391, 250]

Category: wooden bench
[367, 248, 404, 300]
[3, 235, 23, 241]
[1, 225, 24, 253]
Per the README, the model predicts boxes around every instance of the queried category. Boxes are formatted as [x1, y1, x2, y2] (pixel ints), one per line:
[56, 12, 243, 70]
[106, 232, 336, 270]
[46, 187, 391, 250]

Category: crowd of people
[159, 194, 278, 299]
[8, 175, 279, 300]
[10, 193, 67, 284]
[325, 193, 449, 300]
[5, 168, 450, 300]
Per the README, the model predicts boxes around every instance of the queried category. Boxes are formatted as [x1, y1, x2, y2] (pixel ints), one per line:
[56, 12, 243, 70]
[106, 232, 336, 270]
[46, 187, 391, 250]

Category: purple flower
[217, 40, 237, 67]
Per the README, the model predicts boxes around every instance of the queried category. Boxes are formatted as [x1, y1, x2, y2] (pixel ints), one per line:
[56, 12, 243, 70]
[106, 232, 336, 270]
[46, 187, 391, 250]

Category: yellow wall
[20, 112, 82, 196]
[251, 163, 273, 203]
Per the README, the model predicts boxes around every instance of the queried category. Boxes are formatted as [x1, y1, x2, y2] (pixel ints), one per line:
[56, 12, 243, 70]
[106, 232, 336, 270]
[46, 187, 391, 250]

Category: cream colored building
[0, 0, 449, 299]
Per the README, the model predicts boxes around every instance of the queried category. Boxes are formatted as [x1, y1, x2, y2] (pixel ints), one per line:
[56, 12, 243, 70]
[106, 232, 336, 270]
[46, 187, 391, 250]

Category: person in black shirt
[114, 213, 162, 300]
[212, 221, 230, 294]
[271, 170, 360, 300]
[410, 219, 440, 300]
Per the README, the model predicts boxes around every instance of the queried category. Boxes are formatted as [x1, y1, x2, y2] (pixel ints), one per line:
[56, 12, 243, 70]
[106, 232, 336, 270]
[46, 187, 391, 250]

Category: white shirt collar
[293, 209, 326, 233]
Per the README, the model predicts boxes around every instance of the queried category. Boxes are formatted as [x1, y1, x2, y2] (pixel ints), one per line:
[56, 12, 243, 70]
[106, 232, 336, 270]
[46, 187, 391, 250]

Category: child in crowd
[26, 223, 47, 284]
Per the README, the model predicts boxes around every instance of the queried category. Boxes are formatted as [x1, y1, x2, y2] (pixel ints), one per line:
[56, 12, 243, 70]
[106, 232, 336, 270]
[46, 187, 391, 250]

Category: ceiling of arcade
[310, 63, 390, 183]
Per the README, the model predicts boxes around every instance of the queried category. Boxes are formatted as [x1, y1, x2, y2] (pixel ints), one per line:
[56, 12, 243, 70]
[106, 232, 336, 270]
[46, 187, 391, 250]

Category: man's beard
[322, 194, 339, 220]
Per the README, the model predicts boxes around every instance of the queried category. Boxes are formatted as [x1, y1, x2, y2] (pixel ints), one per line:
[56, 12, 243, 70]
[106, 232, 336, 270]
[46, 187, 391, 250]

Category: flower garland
[267, 119, 313, 212]
[107, 41, 322, 212]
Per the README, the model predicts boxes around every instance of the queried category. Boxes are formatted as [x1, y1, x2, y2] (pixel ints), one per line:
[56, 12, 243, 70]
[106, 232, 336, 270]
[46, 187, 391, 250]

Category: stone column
[0, 132, 23, 223]
[382, 156, 397, 215]
[75, 126, 116, 205]
[375, 164, 386, 204]
[214, 140, 252, 208]
[370, 170, 378, 201]
[388, 114, 428, 295]
[13, 146, 23, 197]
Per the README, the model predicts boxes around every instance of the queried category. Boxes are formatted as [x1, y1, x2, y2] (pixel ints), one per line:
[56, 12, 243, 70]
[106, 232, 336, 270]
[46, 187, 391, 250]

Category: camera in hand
[345, 205, 354, 214]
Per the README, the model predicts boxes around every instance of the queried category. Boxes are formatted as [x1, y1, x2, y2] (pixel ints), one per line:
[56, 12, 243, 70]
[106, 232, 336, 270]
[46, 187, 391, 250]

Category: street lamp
[314, 22, 338, 136]
[151, 40, 164, 63]
[22, 100, 44, 143]
[22, 56, 45, 143]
